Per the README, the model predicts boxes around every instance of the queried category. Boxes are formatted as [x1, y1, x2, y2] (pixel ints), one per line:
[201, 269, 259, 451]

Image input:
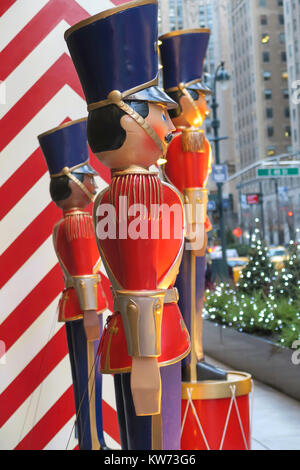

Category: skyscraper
[228, 0, 291, 175]
[284, 0, 300, 153]
[227, 0, 295, 243]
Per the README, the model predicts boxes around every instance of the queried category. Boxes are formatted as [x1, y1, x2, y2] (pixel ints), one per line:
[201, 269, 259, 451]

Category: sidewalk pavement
[206, 355, 300, 450]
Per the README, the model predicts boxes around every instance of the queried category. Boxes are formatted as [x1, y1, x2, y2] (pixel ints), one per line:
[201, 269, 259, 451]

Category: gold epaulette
[64, 210, 94, 242]
[181, 128, 205, 153]
[109, 170, 164, 210]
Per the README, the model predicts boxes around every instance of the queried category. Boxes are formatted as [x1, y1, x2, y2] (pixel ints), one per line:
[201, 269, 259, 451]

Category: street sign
[257, 167, 299, 178]
[246, 193, 261, 205]
[207, 201, 217, 212]
[212, 164, 228, 183]
[241, 194, 248, 209]
[278, 186, 288, 203]
[222, 198, 231, 210]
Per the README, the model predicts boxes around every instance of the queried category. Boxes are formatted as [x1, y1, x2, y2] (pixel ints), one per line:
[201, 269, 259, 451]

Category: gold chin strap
[102, 90, 168, 157]
[62, 167, 95, 202]
[178, 82, 202, 124]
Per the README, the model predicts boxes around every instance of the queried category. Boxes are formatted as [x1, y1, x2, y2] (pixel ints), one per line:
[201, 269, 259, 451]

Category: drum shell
[181, 371, 252, 450]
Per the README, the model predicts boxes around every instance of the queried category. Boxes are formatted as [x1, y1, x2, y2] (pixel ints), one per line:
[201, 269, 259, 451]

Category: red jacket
[94, 171, 190, 373]
[53, 208, 108, 322]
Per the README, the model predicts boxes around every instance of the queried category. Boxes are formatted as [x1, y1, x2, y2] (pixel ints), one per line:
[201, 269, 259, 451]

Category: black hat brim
[72, 163, 98, 176]
[125, 86, 178, 109]
[187, 81, 212, 95]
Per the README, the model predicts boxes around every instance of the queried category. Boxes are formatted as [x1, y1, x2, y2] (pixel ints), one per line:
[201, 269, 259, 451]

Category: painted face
[96, 102, 175, 169]
[146, 103, 175, 148]
[71, 174, 97, 208]
[84, 174, 98, 197]
[55, 174, 97, 210]
[172, 90, 208, 128]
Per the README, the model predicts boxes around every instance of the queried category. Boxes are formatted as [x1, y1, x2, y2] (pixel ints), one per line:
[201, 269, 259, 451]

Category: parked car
[208, 247, 239, 260]
[268, 246, 289, 270]
[208, 246, 248, 284]
[227, 257, 249, 284]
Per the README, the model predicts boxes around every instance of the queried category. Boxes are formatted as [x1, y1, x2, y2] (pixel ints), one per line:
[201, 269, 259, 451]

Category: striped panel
[0, 0, 133, 450]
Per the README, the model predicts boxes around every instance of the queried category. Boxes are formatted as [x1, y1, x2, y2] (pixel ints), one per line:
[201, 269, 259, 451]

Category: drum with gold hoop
[181, 371, 252, 450]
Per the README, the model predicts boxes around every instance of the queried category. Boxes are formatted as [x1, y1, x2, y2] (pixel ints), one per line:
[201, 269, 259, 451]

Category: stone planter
[203, 319, 300, 402]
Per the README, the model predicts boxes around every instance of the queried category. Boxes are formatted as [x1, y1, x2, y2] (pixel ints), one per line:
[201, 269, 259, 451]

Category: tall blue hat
[159, 29, 211, 94]
[64, 0, 176, 111]
[38, 118, 98, 177]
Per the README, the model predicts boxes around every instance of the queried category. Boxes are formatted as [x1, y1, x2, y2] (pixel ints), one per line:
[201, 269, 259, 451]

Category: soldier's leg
[65, 317, 106, 450]
[120, 373, 152, 450]
[119, 363, 182, 450]
[160, 362, 181, 450]
[114, 374, 129, 450]
[65, 322, 81, 429]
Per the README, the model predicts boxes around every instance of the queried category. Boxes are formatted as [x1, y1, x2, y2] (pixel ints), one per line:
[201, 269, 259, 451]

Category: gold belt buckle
[164, 287, 179, 304]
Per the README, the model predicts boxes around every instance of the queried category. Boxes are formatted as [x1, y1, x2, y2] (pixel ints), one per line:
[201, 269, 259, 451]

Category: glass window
[264, 89, 272, 99]
[279, 32, 285, 44]
[261, 15, 268, 25]
[281, 51, 287, 62]
[264, 71, 271, 80]
[283, 89, 289, 98]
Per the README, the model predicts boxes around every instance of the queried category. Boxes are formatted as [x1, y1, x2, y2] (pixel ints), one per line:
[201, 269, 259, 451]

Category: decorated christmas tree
[238, 225, 275, 295]
[272, 240, 300, 299]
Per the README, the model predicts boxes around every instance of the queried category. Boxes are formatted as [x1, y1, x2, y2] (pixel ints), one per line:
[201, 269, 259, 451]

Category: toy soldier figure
[159, 29, 252, 453]
[38, 118, 108, 450]
[65, 0, 190, 450]
[159, 29, 227, 383]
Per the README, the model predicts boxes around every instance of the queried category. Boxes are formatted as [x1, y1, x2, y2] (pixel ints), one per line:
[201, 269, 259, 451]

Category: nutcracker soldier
[159, 29, 226, 383]
[65, 0, 190, 450]
[38, 118, 108, 450]
[160, 30, 252, 451]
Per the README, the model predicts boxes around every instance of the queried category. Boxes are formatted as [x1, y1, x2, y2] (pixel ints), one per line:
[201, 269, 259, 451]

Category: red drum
[181, 372, 252, 450]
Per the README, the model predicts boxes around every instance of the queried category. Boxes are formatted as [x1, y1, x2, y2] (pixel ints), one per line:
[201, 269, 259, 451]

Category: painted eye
[162, 112, 167, 122]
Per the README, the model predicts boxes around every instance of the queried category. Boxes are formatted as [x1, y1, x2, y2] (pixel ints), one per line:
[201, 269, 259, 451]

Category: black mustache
[164, 133, 173, 144]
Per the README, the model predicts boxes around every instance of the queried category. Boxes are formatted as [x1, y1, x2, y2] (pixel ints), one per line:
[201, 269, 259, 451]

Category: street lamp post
[210, 61, 230, 276]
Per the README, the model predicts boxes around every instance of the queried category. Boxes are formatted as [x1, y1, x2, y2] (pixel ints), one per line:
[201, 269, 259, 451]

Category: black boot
[196, 360, 227, 381]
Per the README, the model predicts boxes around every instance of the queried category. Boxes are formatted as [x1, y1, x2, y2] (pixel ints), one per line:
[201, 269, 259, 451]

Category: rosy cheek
[141, 130, 158, 151]
[151, 120, 168, 140]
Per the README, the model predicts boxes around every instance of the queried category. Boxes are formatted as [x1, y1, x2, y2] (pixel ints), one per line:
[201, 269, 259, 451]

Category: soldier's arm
[64, 213, 101, 340]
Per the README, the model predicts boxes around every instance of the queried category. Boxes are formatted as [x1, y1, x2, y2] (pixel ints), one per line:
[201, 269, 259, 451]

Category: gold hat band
[166, 78, 204, 93]
[38, 117, 87, 139]
[50, 160, 91, 178]
[87, 77, 159, 112]
[159, 28, 210, 41]
[65, 0, 158, 40]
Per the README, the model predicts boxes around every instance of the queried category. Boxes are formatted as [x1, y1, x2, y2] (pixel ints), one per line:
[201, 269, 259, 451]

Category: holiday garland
[204, 285, 300, 348]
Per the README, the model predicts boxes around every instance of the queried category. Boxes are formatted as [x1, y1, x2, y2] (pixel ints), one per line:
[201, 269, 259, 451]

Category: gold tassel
[181, 128, 205, 153]
[65, 213, 94, 242]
